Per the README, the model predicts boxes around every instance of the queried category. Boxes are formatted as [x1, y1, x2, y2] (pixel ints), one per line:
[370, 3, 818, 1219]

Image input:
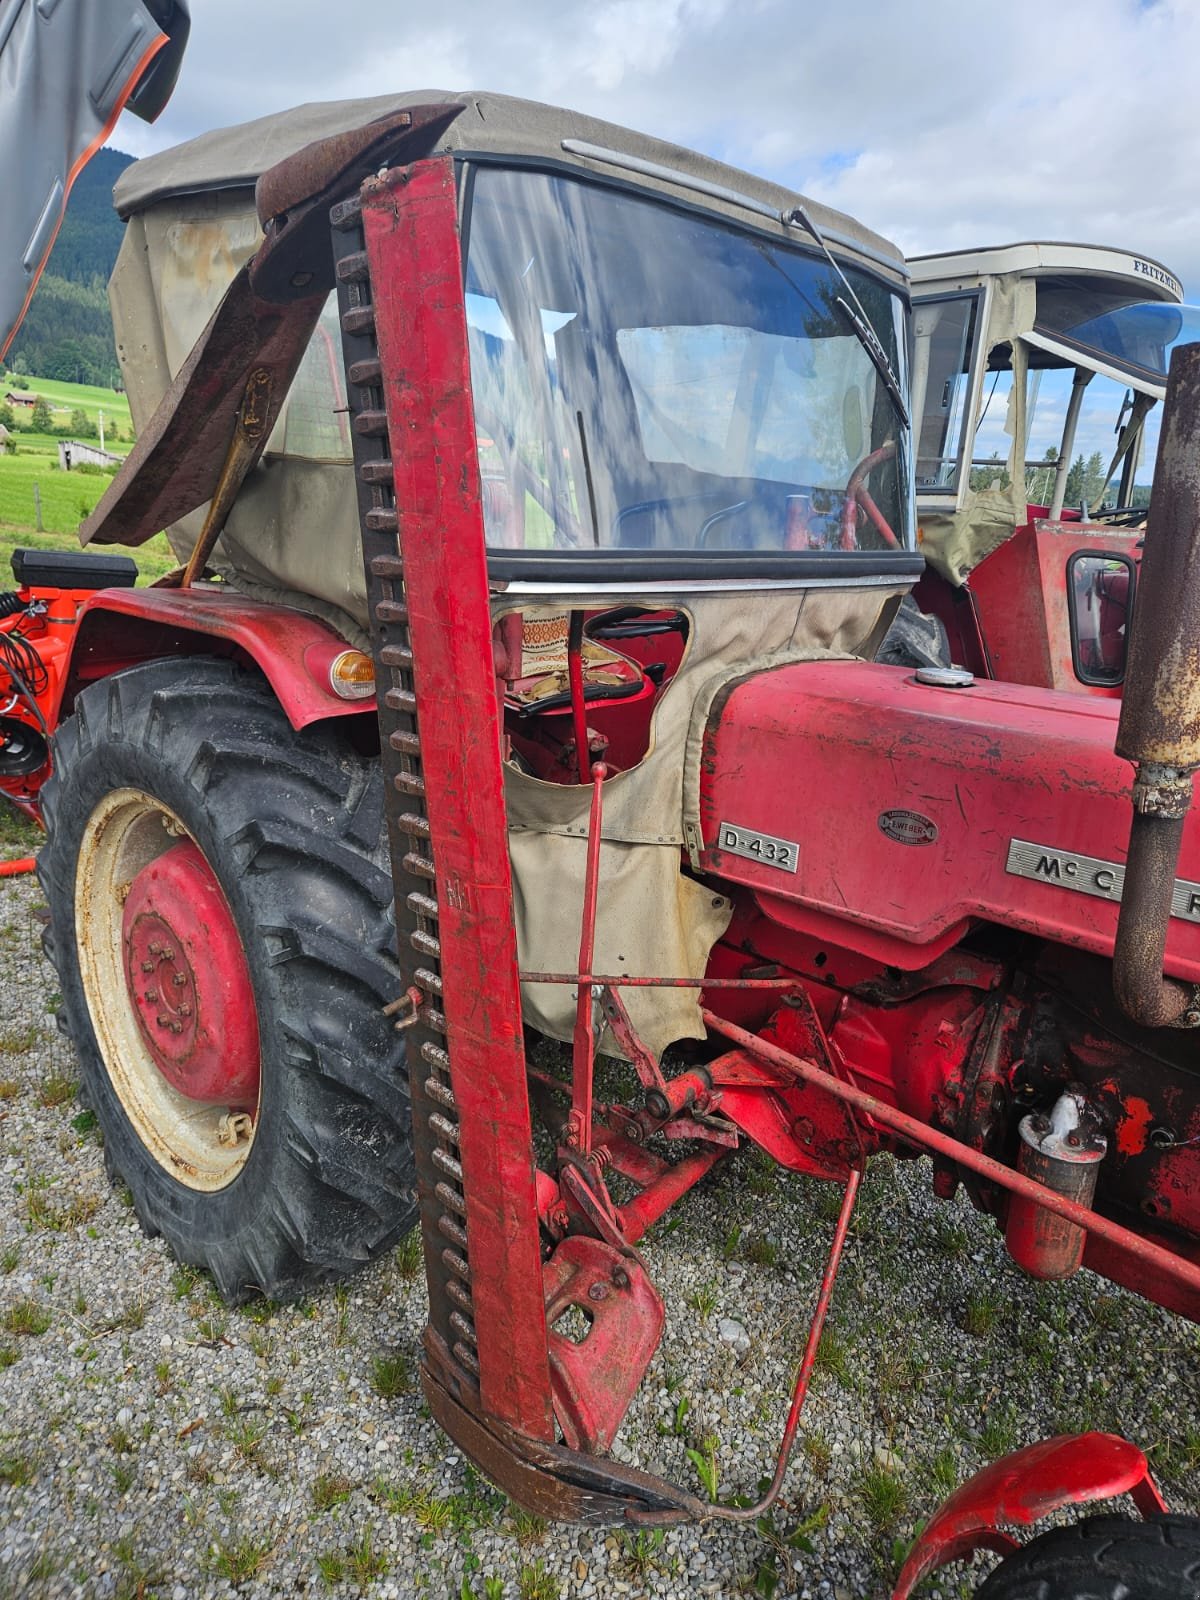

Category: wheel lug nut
[144, 990, 157, 1002]
[168, 1022, 183, 1035]
[161, 948, 175, 962]
[172, 973, 187, 988]
[156, 1013, 170, 1027]
[149, 943, 161, 956]
[178, 1005, 192, 1018]
[141, 961, 155, 974]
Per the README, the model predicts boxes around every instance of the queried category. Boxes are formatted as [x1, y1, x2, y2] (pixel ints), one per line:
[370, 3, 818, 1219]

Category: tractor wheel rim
[75, 788, 261, 1191]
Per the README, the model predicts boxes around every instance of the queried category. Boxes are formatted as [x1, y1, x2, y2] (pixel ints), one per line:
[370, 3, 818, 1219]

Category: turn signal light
[329, 650, 376, 700]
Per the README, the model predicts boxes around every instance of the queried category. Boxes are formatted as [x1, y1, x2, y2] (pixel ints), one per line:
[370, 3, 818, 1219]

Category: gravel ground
[2, 841, 1199, 1600]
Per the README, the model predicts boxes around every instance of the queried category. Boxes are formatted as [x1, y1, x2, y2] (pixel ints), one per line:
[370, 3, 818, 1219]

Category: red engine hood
[698, 661, 1200, 980]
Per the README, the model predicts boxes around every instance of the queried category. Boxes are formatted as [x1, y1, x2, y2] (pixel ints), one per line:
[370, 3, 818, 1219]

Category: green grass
[0, 801, 39, 857]
[6, 376, 133, 431]
[0, 377, 176, 584]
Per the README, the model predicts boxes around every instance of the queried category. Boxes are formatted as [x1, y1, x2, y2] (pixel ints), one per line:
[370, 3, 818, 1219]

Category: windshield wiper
[782, 202, 910, 430]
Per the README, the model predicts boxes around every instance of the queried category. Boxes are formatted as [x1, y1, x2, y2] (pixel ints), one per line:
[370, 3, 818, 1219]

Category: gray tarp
[0, 0, 176, 363]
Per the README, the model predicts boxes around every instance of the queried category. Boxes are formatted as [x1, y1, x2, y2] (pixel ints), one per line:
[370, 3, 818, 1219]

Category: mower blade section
[350, 156, 555, 1441]
[423, 1350, 709, 1527]
[543, 1235, 665, 1454]
[891, 1432, 1166, 1599]
[79, 270, 324, 548]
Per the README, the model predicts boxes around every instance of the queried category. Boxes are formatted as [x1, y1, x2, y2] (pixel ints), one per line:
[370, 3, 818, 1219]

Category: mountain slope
[6, 148, 134, 385]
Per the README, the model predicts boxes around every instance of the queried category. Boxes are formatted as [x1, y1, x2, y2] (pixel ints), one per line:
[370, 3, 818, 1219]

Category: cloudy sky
[113, 0, 1196, 472]
[117, 0, 1197, 291]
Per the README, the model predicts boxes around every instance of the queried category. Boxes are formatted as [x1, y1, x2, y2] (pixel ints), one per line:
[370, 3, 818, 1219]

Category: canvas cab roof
[113, 88, 906, 286]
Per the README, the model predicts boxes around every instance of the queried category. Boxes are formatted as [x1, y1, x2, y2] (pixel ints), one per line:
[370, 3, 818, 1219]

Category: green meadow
[0, 379, 175, 585]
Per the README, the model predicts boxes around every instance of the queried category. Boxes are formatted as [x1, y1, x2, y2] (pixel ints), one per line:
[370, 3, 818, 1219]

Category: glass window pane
[464, 166, 911, 555]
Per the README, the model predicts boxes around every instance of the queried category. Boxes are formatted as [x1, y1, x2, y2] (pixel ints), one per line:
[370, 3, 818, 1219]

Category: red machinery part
[70, 587, 376, 734]
[120, 838, 259, 1107]
[891, 1432, 1168, 1599]
[0, 857, 35, 877]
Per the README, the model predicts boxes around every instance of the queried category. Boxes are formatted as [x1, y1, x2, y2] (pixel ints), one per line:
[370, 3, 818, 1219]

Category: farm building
[58, 439, 121, 471]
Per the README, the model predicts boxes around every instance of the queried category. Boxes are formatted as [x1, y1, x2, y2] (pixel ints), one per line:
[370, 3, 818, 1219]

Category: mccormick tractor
[891, 239, 1200, 699]
[4, 93, 1200, 1596]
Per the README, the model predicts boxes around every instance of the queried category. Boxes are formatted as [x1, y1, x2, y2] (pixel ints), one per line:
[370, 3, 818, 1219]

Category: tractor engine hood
[696, 660, 1200, 981]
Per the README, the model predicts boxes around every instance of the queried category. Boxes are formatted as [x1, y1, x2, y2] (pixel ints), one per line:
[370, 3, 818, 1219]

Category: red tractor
[7, 95, 1200, 1596]
[892, 240, 1200, 700]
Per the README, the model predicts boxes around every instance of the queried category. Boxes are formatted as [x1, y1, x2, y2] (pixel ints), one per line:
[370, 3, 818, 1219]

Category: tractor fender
[63, 586, 376, 732]
[891, 1432, 1167, 1599]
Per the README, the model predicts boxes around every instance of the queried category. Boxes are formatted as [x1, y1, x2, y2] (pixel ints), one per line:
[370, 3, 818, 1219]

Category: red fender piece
[891, 1432, 1168, 1599]
[71, 587, 375, 731]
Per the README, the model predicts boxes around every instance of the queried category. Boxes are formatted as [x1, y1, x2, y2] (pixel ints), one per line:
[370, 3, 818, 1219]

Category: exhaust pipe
[1113, 343, 1200, 1029]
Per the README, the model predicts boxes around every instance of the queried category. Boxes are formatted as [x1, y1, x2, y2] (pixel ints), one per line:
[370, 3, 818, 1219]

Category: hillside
[5, 148, 134, 388]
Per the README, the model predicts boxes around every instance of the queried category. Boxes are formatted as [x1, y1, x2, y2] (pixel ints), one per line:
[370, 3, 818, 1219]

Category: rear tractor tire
[39, 658, 416, 1303]
[975, 1513, 1200, 1599]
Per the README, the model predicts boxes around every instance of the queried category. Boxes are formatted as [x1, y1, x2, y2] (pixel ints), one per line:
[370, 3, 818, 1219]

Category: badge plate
[1006, 837, 1200, 925]
[717, 821, 799, 873]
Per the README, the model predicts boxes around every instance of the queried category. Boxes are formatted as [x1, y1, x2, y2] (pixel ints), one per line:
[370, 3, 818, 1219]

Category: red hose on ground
[0, 857, 35, 877]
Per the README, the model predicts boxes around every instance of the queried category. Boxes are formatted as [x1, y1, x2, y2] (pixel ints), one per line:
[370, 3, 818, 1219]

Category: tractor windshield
[463, 165, 911, 558]
[1034, 300, 1200, 393]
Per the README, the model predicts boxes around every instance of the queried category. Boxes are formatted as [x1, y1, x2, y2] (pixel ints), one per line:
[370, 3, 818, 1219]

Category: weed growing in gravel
[926, 1445, 960, 1495]
[743, 1235, 779, 1268]
[110, 1533, 166, 1599]
[312, 1471, 354, 1512]
[978, 1404, 1019, 1458]
[1, 1297, 50, 1335]
[812, 1326, 855, 1388]
[37, 1069, 76, 1107]
[963, 1289, 1002, 1337]
[370, 1351, 410, 1398]
[860, 1463, 907, 1531]
[207, 1532, 274, 1586]
[265, 1373, 283, 1396]
[802, 1432, 832, 1477]
[332, 1283, 353, 1347]
[517, 1558, 560, 1600]
[394, 1226, 422, 1279]
[316, 1551, 345, 1589]
[0, 1245, 17, 1273]
[113, 1295, 147, 1330]
[171, 1263, 204, 1300]
[686, 1282, 717, 1316]
[615, 1527, 667, 1578]
[510, 1507, 547, 1546]
[241, 1296, 280, 1325]
[71, 1107, 99, 1141]
[0, 1079, 19, 1100]
[686, 1434, 721, 1501]
[194, 1312, 227, 1343]
[225, 1414, 270, 1468]
[248, 1329, 276, 1360]
[107, 1424, 134, 1454]
[0, 1345, 16, 1369]
[0, 1022, 40, 1055]
[0, 1447, 38, 1485]
[345, 1528, 388, 1587]
[460, 1580, 505, 1600]
[744, 1150, 779, 1197]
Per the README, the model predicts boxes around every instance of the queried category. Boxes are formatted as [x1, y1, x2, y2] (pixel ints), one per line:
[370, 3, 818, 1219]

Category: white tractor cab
[889, 241, 1200, 695]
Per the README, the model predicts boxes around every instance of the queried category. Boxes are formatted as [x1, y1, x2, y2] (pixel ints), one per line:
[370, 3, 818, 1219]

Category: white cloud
[116, 0, 1200, 293]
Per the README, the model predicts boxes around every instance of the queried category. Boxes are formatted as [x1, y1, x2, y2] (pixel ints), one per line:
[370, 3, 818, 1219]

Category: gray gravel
[2, 860, 1199, 1600]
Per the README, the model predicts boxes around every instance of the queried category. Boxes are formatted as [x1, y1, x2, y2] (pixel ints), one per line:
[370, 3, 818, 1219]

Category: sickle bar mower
[331, 153, 1186, 1581]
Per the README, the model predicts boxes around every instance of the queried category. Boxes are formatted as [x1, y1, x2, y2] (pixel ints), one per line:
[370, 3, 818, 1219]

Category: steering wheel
[838, 439, 900, 550]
